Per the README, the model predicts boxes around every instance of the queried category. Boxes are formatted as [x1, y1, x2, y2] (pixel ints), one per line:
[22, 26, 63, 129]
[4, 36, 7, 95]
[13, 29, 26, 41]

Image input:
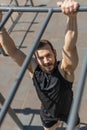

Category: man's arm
[57, 0, 79, 82]
[62, 14, 78, 73]
[0, 12, 36, 78]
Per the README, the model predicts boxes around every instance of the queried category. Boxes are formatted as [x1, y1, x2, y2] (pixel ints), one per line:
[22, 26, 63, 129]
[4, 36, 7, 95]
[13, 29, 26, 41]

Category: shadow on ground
[13, 108, 40, 115]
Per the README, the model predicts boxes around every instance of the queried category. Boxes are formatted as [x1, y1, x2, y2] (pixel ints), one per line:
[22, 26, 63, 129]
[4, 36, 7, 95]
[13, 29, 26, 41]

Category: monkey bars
[0, 6, 87, 130]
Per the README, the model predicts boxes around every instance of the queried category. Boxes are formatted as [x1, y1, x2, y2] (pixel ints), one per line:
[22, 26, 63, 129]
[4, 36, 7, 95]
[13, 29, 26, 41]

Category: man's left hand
[57, 0, 79, 15]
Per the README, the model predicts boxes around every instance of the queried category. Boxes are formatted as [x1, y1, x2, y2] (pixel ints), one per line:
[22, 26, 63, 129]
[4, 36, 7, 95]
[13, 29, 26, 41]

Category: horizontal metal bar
[0, 9, 53, 126]
[0, 6, 87, 12]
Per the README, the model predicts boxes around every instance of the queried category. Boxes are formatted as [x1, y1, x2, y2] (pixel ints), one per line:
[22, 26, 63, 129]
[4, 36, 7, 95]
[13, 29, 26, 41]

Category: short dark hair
[36, 39, 54, 51]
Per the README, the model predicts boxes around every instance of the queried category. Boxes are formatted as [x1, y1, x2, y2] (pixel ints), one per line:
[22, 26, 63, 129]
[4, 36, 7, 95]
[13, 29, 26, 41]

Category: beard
[38, 58, 57, 73]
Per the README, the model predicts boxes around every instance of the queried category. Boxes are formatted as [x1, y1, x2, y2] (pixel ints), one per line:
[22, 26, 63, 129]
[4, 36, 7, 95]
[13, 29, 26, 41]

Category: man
[0, 0, 80, 129]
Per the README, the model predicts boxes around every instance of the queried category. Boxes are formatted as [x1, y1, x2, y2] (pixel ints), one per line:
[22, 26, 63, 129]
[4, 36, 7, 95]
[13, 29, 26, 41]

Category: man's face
[35, 44, 57, 73]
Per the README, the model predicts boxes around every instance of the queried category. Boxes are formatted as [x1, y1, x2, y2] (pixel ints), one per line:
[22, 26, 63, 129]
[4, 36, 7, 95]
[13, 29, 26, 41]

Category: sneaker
[0, 48, 8, 56]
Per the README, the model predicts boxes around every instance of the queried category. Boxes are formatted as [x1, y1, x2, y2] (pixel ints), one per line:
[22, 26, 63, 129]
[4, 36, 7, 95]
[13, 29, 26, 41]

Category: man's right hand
[57, 0, 79, 16]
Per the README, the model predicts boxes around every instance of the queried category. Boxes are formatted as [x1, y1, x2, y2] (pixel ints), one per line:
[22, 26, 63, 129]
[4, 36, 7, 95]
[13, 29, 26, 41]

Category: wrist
[68, 12, 77, 18]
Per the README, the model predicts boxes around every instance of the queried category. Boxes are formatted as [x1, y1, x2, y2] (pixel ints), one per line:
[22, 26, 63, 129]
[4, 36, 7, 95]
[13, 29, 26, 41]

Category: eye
[39, 56, 44, 60]
[46, 53, 52, 58]
[38, 53, 53, 61]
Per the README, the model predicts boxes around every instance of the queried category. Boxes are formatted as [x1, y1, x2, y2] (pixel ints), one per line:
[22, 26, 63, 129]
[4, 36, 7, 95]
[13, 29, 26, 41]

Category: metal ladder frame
[0, 6, 87, 130]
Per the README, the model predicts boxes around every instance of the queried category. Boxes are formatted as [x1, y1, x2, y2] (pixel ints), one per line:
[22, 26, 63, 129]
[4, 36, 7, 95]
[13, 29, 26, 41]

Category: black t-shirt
[33, 61, 73, 118]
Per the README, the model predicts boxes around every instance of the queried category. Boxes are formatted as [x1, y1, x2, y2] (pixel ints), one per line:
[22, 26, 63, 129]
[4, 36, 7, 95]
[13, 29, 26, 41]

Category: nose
[44, 57, 49, 64]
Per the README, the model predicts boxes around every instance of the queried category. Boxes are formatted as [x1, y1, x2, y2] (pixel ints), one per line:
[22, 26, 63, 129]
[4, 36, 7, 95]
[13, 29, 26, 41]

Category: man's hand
[57, 0, 79, 16]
